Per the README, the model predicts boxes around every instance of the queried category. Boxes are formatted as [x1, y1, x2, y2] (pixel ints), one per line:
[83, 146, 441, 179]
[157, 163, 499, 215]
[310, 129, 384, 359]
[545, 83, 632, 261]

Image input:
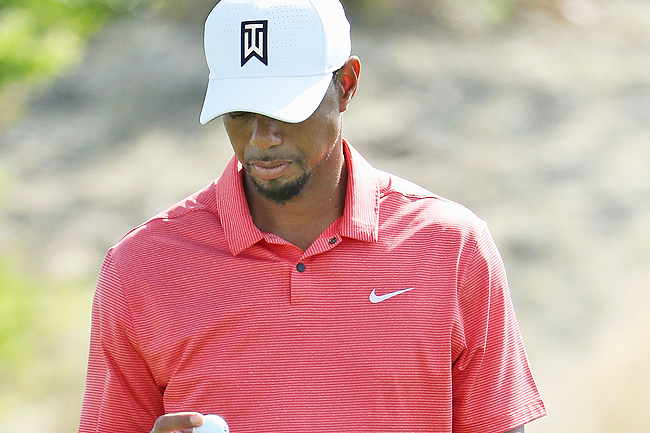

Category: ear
[337, 55, 361, 113]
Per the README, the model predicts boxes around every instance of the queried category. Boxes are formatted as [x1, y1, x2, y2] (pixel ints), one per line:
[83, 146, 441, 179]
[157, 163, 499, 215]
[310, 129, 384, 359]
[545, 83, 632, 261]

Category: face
[222, 79, 343, 205]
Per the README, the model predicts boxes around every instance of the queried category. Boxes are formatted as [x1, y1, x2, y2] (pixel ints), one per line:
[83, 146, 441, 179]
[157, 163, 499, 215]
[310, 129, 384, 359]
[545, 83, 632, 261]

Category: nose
[250, 115, 282, 150]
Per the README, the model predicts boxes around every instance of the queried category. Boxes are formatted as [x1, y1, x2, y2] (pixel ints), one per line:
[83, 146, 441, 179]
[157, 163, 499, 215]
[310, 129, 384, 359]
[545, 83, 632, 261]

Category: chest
[125, 241, 461, 431]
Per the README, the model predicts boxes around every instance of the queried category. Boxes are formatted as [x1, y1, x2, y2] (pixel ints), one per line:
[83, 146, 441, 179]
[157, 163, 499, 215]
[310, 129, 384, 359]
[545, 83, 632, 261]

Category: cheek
[222, 121, 247, 158]
[298, 122, 334, 159]
[313, 113, 341, 153]
[314, 93, 342, 144]
[302, 102, 341, 152]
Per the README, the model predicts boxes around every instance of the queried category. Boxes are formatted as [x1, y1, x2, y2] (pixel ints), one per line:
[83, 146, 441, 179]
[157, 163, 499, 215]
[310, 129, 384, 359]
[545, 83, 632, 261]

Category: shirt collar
[215, 139, 380, 256]
[339, 139, 380, 243]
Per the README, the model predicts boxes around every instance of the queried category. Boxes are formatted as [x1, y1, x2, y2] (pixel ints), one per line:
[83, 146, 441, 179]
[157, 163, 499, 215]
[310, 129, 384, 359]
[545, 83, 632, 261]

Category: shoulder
[150, 179, 220, 221]
[375, 168, 488, 237]
[108, 179, 222, 259]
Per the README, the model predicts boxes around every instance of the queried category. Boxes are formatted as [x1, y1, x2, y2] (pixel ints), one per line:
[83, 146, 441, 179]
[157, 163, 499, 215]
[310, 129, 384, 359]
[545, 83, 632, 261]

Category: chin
[252, 171, 311, 204]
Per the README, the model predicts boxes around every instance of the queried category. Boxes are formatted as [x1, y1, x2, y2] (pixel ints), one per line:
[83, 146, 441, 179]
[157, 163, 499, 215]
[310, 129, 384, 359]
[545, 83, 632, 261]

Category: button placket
[290, 258, 310, 305]
[289, 234, 340, 305]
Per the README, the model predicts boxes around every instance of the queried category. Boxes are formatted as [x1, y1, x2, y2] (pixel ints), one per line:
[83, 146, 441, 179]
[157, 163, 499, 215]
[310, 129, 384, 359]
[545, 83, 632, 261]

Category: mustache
[243, 151, 303, 164]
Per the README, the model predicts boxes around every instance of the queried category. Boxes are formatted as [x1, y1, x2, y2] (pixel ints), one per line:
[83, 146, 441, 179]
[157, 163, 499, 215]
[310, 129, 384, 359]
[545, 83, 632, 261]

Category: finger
[151, 412, 203, 433]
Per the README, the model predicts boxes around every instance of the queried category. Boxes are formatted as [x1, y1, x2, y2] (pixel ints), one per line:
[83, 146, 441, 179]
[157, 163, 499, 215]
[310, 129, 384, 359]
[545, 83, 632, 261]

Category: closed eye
[227, 111, 251, 120]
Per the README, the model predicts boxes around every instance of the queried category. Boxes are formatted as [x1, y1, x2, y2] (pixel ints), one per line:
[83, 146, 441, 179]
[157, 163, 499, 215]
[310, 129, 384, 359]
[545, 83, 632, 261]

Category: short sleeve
[452, 227, 546, 433]
[78, 251, 164, 433]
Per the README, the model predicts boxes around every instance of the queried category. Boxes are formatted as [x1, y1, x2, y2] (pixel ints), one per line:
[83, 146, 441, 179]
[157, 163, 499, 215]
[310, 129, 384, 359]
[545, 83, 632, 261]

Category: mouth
[248, 160, 292, 180]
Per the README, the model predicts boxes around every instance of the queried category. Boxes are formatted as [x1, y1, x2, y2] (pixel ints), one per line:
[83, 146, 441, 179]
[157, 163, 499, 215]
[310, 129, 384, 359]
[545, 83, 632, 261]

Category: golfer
[79, 1, 547, 432]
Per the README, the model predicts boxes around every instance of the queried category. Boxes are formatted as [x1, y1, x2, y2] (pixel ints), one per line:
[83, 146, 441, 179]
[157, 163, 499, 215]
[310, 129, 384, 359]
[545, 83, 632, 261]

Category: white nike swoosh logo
[369, 288, 415, 304]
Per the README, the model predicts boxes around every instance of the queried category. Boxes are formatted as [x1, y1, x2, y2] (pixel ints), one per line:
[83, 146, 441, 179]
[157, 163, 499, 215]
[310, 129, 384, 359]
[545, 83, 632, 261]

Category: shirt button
[329, 237, 338, 244]
[296, 263, 306, 273]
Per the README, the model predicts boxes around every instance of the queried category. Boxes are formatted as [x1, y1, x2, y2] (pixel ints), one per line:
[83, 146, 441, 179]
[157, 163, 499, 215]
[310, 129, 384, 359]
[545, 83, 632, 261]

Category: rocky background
[1, 0, 649, 431]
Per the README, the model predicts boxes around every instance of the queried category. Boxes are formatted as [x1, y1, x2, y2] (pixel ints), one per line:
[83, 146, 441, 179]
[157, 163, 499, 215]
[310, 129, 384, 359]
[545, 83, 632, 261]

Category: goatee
[247, 169, 312, 205]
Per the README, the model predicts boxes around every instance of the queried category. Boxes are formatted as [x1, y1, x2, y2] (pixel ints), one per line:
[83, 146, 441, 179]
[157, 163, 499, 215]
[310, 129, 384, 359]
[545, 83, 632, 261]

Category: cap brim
[200, 73, 333, 124]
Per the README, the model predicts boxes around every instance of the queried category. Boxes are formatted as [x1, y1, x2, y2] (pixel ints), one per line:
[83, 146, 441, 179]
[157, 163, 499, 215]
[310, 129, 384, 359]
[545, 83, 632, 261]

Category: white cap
[199, 0, 351, 124]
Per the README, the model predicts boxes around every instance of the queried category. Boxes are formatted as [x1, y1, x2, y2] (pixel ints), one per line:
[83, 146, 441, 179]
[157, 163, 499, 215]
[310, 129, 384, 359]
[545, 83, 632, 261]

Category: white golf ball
[193, 414, 229, 433]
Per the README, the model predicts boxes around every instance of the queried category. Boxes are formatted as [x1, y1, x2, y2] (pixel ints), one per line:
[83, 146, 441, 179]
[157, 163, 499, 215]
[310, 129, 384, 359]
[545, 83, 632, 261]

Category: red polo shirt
[79, 141, 546, 433]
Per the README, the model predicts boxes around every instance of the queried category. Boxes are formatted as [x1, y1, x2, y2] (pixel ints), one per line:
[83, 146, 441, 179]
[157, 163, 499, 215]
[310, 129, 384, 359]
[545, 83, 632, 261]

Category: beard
[245, 162, 312, 205]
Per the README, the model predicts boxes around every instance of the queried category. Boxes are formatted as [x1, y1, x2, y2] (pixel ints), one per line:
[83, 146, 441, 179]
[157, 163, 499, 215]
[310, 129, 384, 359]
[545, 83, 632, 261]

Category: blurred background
[1, 0, 649, 431]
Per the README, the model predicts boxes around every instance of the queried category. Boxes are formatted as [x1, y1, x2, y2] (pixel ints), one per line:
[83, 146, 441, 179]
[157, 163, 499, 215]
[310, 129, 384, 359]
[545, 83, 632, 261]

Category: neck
[244, 143, 347, 251]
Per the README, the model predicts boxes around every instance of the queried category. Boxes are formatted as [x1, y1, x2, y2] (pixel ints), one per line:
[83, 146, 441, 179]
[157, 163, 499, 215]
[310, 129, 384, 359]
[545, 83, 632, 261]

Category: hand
[150, 412, 204, 433]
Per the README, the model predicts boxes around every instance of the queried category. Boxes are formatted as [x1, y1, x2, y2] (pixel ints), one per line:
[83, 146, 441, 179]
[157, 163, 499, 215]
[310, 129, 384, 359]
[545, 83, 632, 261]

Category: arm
[452, 227, 546, 432]
[79, 252, 166, 432]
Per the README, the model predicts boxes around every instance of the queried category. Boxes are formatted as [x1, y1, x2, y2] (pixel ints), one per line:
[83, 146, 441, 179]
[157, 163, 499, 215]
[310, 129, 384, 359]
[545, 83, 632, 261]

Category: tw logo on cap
[241, 20, 268, 66]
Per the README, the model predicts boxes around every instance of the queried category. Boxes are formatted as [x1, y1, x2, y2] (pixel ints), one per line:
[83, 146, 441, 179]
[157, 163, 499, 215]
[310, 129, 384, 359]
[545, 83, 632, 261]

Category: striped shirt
[79, 141, 546, 433]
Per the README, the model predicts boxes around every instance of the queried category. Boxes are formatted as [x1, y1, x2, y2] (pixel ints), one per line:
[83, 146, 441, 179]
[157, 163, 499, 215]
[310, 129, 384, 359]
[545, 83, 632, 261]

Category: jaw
[246, 168, 312, 205]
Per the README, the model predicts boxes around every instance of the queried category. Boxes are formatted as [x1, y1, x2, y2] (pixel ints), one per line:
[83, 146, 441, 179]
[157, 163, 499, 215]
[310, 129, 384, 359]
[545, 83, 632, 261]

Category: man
[79, 1, 547, 432]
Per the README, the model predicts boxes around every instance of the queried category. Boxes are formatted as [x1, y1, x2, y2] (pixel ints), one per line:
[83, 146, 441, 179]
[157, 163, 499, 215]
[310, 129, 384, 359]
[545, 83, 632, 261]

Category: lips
[248, 160, 292, 180]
